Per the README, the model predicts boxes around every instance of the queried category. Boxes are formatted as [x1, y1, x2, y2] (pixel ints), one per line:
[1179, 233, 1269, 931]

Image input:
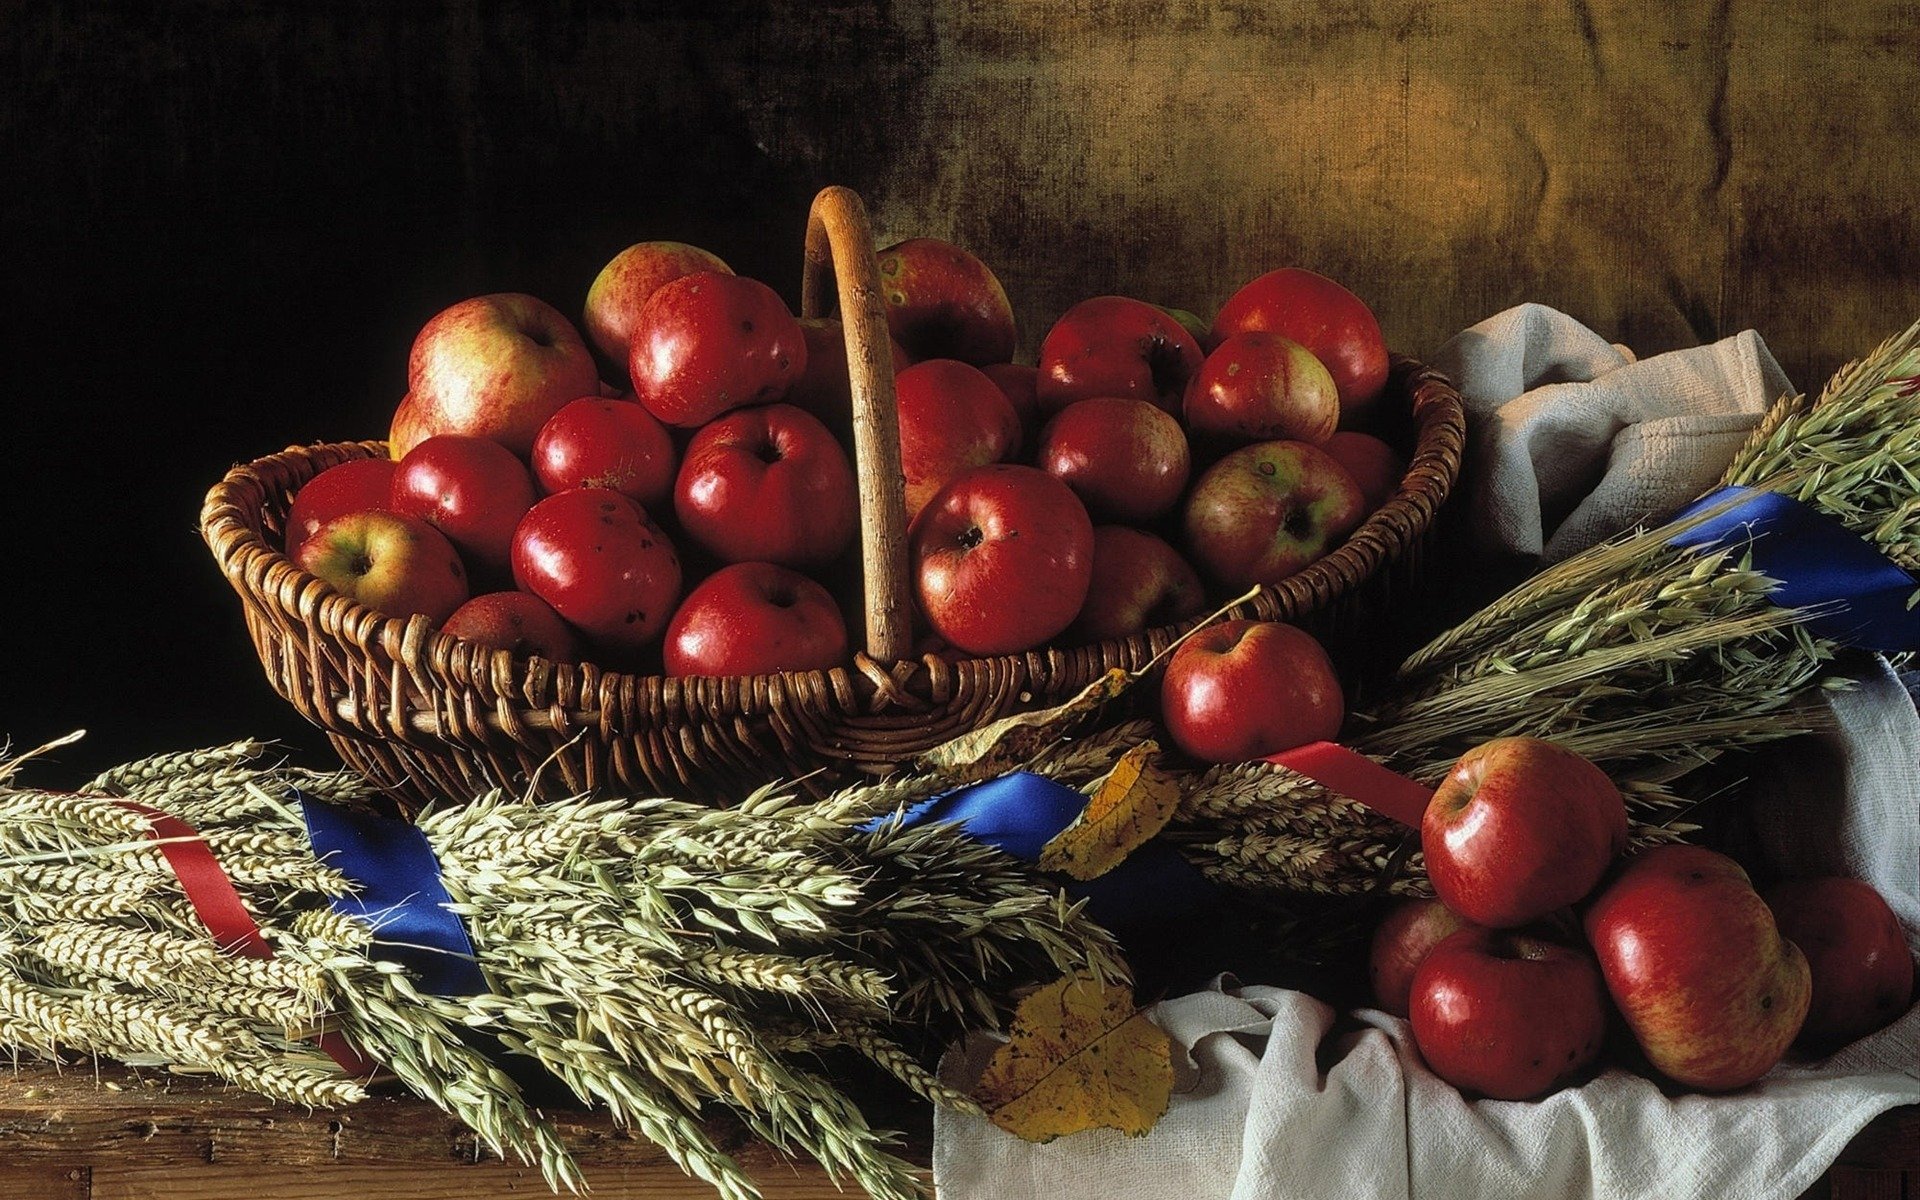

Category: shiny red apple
[582, 240, 731, 374]
[1766, 876, 1913, 1053]
[910, 464, 1094, 656]
[510, 488, 682, 664]
[894, 359, 1023, 522]
[1036, 397, 1191, 524]
[1068, 526, 1206, 644]
[1325, 431, 1405, 512]
[441, 591, 582, 664]
[1159, 620, 1343, 763]
[663, 562, 850, 678]
[1036, 295, 1205, 418]
[875, 237, 1017, 366]
[285, 458, 397, 551]
[629, 271, 807, 428]
[1369, 898, 1482, 1019]
[296, 511, 469, 625]
[673, 403, 858, 568]
[1211, 268, 1390, 425]
[1181, 441, 1367, 589]
[398, 293, 601, 458]
[389, 434, 538, 582]
[531, 396, 678, 512]
[1184, 331, 1340, 445]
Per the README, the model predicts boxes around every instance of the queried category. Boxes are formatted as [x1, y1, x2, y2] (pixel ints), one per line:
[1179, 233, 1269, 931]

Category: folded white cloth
[933, 306, 1920, 1200]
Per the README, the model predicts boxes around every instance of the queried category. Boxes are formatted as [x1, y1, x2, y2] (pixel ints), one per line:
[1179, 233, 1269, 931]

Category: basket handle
[801, 186, 912, 664]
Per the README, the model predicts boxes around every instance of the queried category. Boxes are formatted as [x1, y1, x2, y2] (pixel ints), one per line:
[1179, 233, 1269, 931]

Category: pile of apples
[1368, 737, 1915, 1099]
[283, 230, 1407, 677]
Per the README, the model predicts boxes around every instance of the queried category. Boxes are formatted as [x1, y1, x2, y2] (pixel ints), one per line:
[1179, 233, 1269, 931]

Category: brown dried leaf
[1038, 741, 1180, 881]
[916, 668, 1134, 783]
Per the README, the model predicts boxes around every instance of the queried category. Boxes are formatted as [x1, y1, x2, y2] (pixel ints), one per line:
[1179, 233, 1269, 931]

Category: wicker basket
[200, 186, 1467, 808]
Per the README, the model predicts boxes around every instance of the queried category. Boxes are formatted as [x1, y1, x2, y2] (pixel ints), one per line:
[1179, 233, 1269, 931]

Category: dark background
[6, 2, 1919, 787]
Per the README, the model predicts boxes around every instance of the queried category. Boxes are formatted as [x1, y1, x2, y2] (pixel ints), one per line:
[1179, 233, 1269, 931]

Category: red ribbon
[115, 800, 375, 1077]
[1263, 741, 1435, 828]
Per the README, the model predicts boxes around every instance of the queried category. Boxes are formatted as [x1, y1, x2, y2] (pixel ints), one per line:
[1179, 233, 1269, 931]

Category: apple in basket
[1158, 619, 1343, 763]
[582, 240, 732, 374]
[1036, 397, 1192, 524]
[911, 464, 1094, 657]
[389, 434, 539, 584]
[1324, 431, 1405, 512]
[1585, 845, 1812, 1090]
[531, 396, 679, 512]
[1421, 737, 1628, 929]
[782, 316, 913, 444]
[663, 562, 850, 678]
[1211, 268, 1391, 426]
[895, 359, 1023, 522]
[979, 362, 1042, 453]
[1035, 295, 1205, 418]
[629, 271, 808, 428]
[1369, 897, 1481, 1018]
[442, 591, 582, 664]
[393, 293, 601, 458]
[295, 510, 469, 625]
[875, 236, 1017, 366]
[1068, 526, 1206, 644]
[511, 488, 683, 666]
[1184, 331, 1341, 446]
[674, 404, 858, 569]
[1180, 441, 1367, 589]
[285, 457, 396, 550]
[1409, 927, 1611, 1100]
[1765, 876, 1914, 1053]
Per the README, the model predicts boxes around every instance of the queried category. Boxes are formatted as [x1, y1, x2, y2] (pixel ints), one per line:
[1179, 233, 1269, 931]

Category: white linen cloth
[933, 305, 1920, 1200]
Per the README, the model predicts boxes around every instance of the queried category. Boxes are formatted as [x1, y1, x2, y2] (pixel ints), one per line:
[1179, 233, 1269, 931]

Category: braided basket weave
[200, 187, 1467, 808]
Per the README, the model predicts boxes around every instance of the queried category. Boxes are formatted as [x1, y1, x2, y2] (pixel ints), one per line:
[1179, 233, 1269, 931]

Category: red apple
[582, 240, 732, 374]
[782, 317, 914, 442]
[894, 359, 1023, 522]
[1585, 845, 1812, 1090]
[510, 488, 682, 664]
[441, 591, 582, 664]
[911, 464, 1093, 656]
[389, 434, 539, 581]
[285, 458, 397, 551]
[674, 403, 858, 568]
[1421, 737, 1626, 930]
[629, 271, 807, 428]
[1069, 527, 1206, 643]
[876, 237, 1017, 366]
[1184, 331, 1340, 445]
[1036, 398, 1191, 524]
[1409, 928, 1610, 1100]
[1181, 441, 1367, 589]
[663, 562, 850, 677]
[1159, 619, 1343, 763]
[979, 362, 1042, 453]
[1036, 295, 1205, 418]
[295, 511, 469, 625]
[532, 396, 678, 512]
[1766, 877, 1914, 1053]
[1324, 431, 1404, 511]
[1211, 268, 1390, 425]
[1369, 899, 1481, 1018]
[399, 293, 601, 458]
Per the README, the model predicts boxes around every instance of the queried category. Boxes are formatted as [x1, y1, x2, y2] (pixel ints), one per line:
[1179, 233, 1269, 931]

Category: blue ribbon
[876, 771, 1219, 944]
[1668, 486, 1920, 653]
[299, 793, 487, 997]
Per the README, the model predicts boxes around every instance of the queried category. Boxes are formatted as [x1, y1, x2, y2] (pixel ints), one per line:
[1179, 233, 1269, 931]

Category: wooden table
[0, 1065, 1909, 1199]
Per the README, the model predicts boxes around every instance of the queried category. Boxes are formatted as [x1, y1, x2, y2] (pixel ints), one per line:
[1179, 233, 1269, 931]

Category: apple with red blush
[511, 488, 682, 664]
[1369, 898, 1481, 1018]
[663, 562, 849, 677]
[1036, 295, 1204, 418]
[582, 240, 731, 374]
[389, 434, 538, 582]
[674, 404, 858, 568]
[1158, 619, 1343, 763]
[1211, 268, 1390, 427]
[979, 362, 1042, 453]
[876, 237, 1017, 366]
[911, 464, 1093, 656]
[442, 591, 582, 664]
[894, 359, 1022, 522]
[286, 458, 397, 551]
[1325, 431, 1405, 511]
[1766, 876, 1914, 1053]
[1037, 397, 1191, 524]
[1184, 331, 1339, 445]
[1409, 928, 1610, 1100]
[397, 293, 601, 458]
[1181, 441, 1367, 589]
[532, 397, 678, 511]
[1069, 527, 1206, 644]
[296, 511, 469, 625]
[629, 271, 807, 428]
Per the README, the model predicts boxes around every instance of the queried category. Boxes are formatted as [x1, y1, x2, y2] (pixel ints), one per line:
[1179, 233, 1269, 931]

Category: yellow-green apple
[1369, 898, 1482, 1018]
[1585, 845, 1812, 1090]
[663, 561, 849, 678]
[1180, 441, 1367, 588]
[1184, 331, 1339, 445]
[1158, 619, 1343, 763]
[1036, 295, 1205, 418]
[1409, 928, 1610, 1100]
[876, 237, 1017, 366]
[1068, 526, 1206, 643]
[389, 434, 538, 583]
[895, 359, 1023, 522]
[582, 241, 731, 376]
[1211, 268, 1390, 426]
[979, 362, 1042, 454]
[441, 591, 582, 664]
[782, 316, 913, 444]
[673, 404, 857, 568]
[399, 293, 601, 458]
[1422, 737, 1626, 929]
[910, 464, 1093, 656]
[1156, 304, 1211, 346]
[532, 396, 678, 512]
[1325, 430, 1405, 512]
[1765, 877, 1913, 1053]
[285, 458, 397, 551]
[629, 271, 807, 428]
[510, 488, 682, 665]
[1037, 397, 1192, 524]
[295, 511, 469, 625]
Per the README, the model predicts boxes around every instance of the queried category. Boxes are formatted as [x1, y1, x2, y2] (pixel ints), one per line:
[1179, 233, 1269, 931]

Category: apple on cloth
[933, 306, 1920, 1200]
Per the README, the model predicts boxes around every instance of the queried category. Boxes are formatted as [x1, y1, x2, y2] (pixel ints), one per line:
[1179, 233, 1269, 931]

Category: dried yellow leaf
[1037, 741, 1180, 881]
[973, 972, 1173, 1143]
[916, 668, 1134, 783]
